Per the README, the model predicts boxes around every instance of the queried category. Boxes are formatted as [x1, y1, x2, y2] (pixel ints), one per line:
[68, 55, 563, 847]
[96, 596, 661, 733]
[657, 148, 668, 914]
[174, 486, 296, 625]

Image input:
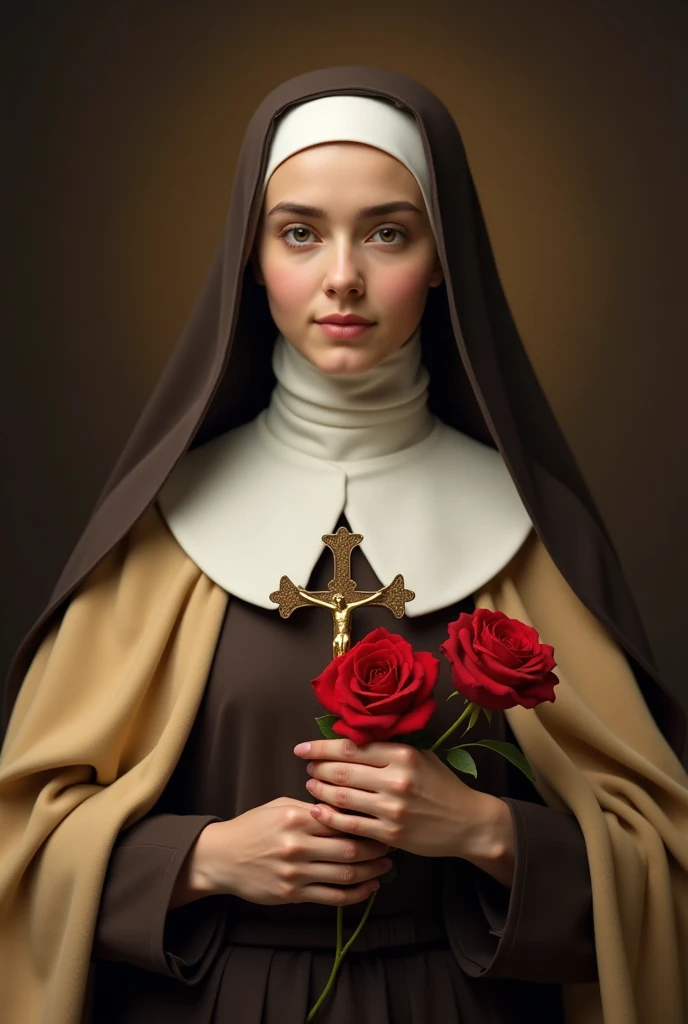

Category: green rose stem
[306, 701, 479, 1022]
[335, 905, 343, 960]
[306, 703, 478, 1022]
[428, 700, 476, 753]
[305, 891, 378, 1023]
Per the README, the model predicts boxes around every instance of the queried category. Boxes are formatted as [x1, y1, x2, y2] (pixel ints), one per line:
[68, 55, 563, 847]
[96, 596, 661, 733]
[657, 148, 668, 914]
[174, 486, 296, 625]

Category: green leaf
[445, 690, 463, 701]
[468, 740, 536, 784]
[445, 746, 478, 777]
[380, 862, 398, 884]
[462, 705, 480, 735]
[315, 714, 339, 740]
[482, 708, 493, 727]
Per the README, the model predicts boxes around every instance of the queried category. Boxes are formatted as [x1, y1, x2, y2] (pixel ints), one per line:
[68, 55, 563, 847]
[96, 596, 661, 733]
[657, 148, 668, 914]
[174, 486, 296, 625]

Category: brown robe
[2, 501, 687, 1023]
[91, 514, 596, 1023]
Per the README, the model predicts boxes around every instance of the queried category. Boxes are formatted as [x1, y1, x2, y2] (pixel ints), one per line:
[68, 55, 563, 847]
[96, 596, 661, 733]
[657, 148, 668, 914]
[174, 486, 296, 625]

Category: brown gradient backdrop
[2, 2, 687, 707]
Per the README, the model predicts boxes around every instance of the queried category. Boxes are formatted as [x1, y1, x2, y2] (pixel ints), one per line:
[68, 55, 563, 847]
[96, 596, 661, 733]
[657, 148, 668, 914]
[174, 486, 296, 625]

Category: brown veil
[4, 64, 685, 759]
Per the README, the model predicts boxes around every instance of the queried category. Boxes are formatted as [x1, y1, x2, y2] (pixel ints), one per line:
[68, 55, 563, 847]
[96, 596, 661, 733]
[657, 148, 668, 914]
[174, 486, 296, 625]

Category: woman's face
[252, 142, 443, 375]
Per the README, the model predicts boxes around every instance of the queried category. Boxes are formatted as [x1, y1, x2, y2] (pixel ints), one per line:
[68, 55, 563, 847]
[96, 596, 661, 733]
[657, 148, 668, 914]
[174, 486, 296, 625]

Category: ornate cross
[270, 527, 415, 658]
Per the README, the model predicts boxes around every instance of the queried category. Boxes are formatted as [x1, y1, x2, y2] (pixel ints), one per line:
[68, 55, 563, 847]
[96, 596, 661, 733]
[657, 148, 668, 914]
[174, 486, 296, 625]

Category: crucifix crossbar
[269, 527, 415, 658]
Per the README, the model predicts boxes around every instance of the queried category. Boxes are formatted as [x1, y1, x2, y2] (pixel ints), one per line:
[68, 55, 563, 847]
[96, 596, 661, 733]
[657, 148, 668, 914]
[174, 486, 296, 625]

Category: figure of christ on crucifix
[269, 527, 415, 659]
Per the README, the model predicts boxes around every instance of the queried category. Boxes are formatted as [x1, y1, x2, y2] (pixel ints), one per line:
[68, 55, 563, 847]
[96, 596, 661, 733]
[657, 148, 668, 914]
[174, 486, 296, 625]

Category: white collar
[157, 330, 533, 615]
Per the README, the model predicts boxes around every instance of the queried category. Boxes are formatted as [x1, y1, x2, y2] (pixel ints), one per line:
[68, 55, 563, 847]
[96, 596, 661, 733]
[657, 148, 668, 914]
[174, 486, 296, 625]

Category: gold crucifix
[269, 527, 415, 658]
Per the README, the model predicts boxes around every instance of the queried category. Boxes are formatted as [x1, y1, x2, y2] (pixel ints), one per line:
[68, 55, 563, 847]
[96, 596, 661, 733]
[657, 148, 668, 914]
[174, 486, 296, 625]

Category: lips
[315, 314, 375, 325]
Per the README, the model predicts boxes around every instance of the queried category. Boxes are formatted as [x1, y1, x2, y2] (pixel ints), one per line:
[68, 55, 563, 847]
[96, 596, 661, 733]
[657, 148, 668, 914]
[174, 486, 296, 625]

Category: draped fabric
[0, 506, 686, 1022]
[90, 518, 594, 1023]
[0, 507, 228, 1024]
[478, 534, 688, 1023]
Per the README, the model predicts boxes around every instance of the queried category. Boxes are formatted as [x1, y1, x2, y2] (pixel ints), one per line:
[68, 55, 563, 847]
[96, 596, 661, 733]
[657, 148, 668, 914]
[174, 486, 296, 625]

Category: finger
[306, 759, 381, 793]
[301, 813, 346, 838]
[306, 776, 381, 817]
[306, 855, 393, 888]
[271, 796, 330, 812]
[307, 836, 390, 863]
[299, 879, 381, 907]
[294, 738, 395, 767]
[310, 803, 392, 845]
[279, 801, 346, 838]
[271, 796, 327, 809]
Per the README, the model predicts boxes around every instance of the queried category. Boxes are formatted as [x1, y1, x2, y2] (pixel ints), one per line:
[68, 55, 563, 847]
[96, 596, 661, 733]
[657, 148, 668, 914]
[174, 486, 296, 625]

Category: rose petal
[393, 697, 438, 735]
[313, 627, 439, 744]
[311, 658, 343, 713]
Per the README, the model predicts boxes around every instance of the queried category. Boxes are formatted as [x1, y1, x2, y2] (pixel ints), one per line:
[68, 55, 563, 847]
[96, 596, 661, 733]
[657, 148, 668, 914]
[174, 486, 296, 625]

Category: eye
[277, 224, 409, 249]
[370, 226, 408, 247]
[279, 226, 317, 248]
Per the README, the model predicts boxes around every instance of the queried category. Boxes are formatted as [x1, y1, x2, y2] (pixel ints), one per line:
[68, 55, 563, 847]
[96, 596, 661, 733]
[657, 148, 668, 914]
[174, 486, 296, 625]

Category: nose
[321, 240, 365, 299]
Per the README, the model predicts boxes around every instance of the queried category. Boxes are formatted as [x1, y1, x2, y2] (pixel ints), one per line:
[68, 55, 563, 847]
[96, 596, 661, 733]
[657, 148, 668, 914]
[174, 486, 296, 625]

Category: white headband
[261, 95, 436, 237]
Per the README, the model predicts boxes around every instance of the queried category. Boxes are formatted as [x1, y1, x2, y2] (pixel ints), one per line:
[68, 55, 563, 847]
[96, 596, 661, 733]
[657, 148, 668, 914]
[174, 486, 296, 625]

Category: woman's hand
[294, 739, 515, 886]
[171, 797, 392, 910]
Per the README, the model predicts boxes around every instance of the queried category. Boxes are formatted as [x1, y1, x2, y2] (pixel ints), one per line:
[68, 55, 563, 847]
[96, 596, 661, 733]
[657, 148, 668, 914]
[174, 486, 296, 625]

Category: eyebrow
[266, 200, 424, 219]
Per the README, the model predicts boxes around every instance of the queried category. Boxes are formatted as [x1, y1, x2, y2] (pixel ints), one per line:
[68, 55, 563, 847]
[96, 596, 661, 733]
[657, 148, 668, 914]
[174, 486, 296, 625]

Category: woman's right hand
[171, 797, 392, 909]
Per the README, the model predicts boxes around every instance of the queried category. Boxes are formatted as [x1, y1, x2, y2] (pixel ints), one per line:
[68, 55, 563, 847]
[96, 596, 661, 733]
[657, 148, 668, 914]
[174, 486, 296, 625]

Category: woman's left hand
[294, 738, 513, 866]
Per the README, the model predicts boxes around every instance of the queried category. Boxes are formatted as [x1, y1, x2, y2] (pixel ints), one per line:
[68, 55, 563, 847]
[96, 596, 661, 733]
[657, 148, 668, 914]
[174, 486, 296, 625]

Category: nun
[1, 66, 687, 1024]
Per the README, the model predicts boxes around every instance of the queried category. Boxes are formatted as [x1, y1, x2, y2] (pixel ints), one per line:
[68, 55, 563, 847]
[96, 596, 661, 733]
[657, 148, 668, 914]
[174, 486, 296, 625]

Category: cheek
[262, 262, 313, 315]
[375, 265, 432, 313]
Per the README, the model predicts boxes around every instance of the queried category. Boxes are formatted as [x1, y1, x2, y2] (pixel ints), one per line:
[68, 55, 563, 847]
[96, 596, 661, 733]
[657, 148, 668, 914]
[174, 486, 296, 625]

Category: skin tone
[170, 142, 515, 909]
[295, 739, 516, 888]
[250, 141, 444, 375]
[171, 740, 515, 909]
[171, 797, 391, 911]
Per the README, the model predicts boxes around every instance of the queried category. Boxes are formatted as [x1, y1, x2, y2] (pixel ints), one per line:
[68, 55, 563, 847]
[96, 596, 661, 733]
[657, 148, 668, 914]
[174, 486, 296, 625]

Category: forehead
[265, 142, 421, 201]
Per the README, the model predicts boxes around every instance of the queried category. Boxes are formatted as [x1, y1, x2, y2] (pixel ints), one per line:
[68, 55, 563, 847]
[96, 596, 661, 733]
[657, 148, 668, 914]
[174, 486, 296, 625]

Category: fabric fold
[443, 797, 597, 983]
[476, 530, 688, 1024]
[0, 505, 229, 1024]
[93, 813, 226, 981]
[1, 505, 687, 1024]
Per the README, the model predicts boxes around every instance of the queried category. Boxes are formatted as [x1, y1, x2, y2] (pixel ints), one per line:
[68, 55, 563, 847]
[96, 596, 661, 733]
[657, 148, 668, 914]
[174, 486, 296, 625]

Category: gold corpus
[269, 527, 415, 659]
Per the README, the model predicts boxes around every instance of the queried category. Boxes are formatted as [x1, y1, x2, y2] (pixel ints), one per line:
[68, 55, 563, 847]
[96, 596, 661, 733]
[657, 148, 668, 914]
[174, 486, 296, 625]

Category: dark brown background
[2, 2, 687, 706]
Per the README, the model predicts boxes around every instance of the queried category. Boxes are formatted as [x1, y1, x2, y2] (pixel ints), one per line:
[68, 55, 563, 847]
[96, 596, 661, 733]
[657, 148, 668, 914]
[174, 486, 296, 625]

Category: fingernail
[311, 806, 322, 818]
[294, 742, 311, 755]
[306, 779, 316, 792]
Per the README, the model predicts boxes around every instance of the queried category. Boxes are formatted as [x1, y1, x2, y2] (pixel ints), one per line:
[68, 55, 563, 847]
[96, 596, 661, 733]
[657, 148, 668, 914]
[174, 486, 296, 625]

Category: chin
[307, 347, 382, 376]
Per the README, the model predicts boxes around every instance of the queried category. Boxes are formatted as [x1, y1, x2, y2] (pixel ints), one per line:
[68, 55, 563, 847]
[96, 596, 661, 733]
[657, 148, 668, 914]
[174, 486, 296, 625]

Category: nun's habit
[1, 66, 687, 1024]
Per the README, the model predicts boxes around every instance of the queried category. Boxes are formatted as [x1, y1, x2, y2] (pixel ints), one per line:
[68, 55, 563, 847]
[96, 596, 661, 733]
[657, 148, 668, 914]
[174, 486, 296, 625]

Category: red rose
[440, 609, 558, 710]
[312, 626, 440, 745]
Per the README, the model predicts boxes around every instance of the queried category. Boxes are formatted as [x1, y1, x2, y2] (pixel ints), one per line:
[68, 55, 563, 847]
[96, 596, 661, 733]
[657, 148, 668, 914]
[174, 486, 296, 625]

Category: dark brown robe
[90, 514, 596, 1023]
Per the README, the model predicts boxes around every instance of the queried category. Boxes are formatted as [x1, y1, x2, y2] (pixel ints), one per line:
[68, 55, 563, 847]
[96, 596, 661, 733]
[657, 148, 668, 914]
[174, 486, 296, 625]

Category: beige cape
[1, 503, 687, 1024]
